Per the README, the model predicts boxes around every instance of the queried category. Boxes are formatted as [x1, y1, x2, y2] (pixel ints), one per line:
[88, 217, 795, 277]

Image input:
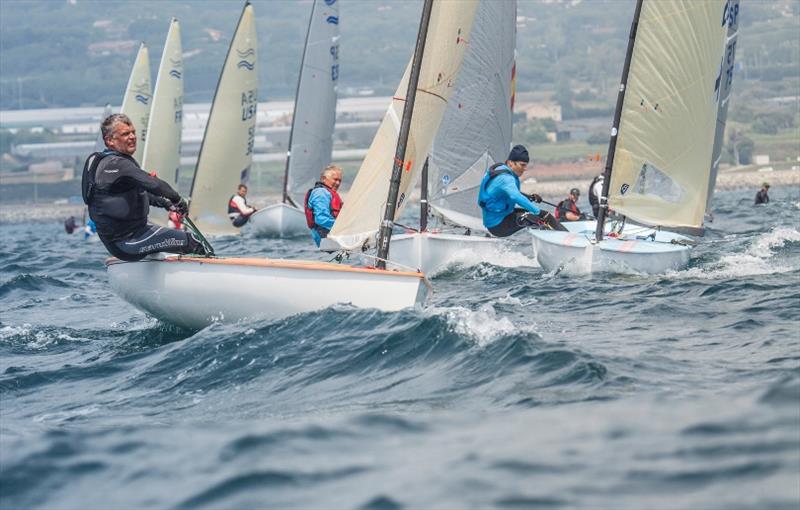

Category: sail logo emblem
[169, 69, 182, 79]
[135, 94, 150, 105]
[326, 16, 339, 25]
[236, 48, 255, 71]
[620, 183, 629, 195]
[324, 0, 337, 5]
[442, 175, 450, 185]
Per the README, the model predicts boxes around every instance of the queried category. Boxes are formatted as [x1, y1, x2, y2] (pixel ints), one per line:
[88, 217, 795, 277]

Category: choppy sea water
[1, 188, 799, 510]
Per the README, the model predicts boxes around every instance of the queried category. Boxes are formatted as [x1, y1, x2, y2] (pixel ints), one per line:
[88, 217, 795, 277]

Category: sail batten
[189, 2, 258, 236]
[607, 0, 730, 231]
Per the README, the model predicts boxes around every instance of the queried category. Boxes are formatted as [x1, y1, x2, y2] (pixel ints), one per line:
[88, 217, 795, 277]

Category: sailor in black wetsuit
[87, 113, 206, 261]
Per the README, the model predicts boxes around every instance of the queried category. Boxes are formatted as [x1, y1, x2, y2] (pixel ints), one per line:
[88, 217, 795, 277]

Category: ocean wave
[673, 227, 800, 279]
[0, 274, 70, 297]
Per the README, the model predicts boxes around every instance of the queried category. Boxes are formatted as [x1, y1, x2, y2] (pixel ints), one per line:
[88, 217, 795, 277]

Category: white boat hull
[530, 228, 692, 275]
[107, 256, 428, 329]
[248, 203, 308, 238]
[388, 232, 508, 275]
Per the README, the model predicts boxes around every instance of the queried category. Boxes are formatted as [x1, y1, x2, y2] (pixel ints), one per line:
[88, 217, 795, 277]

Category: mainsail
[327, 0, 479, 250]
[706, 0, 740, 214]
[189, 2, 258, 236]
[142, 19, 184, 227]
[427, 0, 516, 232]
[283, 0, 339, 207]
[120, 43, 152, 163]
[606, 0, 730, 233]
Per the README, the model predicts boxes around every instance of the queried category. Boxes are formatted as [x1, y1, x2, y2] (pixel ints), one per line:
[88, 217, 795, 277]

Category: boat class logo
[169, 58, 182, 79]
[326, 15, 339, 25]
[442, 175, 450, 185]
[324, 0, 337, 5]
[133, 84, 151, 105]
[620, 183, 629, 195]
[236, 48, 255, 71]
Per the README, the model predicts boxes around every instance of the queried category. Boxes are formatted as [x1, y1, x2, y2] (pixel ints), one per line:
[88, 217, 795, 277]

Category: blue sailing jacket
[478, 164, 541, 228]
[308, 187, 337, 247]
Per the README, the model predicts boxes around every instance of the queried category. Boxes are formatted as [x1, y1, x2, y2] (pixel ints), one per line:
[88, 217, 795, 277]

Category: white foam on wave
[674, 227, 800, 279]
[444, 242, 539, 271]
[0, 323, 80, 349]
[428, 303, 536, 348]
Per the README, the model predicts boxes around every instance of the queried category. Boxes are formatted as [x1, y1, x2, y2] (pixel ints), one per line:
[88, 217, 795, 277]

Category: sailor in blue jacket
[478, 144, 563, 237]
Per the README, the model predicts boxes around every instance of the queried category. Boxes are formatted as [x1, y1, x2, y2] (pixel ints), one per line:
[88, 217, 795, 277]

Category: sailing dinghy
[249, 0, 339, 238]
[142, 18, 184, 227]
[530, 0, 739, 275]
[389, 0, 517, 274]
[187, 1, 258, 237]
[119, 42, 152, 163]
[321, 0, 480, 272]
[106, 1, 432, 329]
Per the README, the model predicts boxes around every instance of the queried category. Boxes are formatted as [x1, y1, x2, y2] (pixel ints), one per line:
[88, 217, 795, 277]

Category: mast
[375, 0, 433, 269]
[595, 0, 643, 243]
[419, 157, 429, 232]
[281, 0, 317, 207]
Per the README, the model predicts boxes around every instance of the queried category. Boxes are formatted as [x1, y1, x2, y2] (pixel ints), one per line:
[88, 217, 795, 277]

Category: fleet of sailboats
[101, 0, 740, 328]
[249, 0, 339, 238]
[106, 0, 432, 329]
[530, 0, 739, 275]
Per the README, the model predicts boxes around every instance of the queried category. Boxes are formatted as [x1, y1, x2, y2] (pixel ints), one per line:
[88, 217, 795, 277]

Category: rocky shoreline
[2, 169, 797, 225]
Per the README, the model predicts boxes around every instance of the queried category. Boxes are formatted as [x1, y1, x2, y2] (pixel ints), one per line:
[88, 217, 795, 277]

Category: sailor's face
[107, 123, 137, 155]
[323, 172, 342, 190]
[508, 160, 528, 176]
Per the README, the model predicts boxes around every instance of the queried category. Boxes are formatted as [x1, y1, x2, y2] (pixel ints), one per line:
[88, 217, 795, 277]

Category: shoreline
[2, 168, 797, 225]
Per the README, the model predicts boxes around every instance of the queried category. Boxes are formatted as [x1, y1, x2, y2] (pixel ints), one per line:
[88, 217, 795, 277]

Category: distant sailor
[555, 188, 586, 222]
[84, 113, 206, 261]
[83, 218, 97, 240]
[478, 144, 563, 237]
[754, 182, 770, 205]
[228, 184, 257, 227]
[304, 165, 344, 247]
[588, 174, 604, 218]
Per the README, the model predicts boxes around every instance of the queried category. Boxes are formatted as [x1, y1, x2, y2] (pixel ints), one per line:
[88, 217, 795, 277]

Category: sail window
[633, 162, 684, 203]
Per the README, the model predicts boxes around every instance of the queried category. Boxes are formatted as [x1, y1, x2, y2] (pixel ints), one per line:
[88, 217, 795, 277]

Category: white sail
[284, 0, 340, 206]
[607, 0, 729, 232]
[143, 19, 184, 227]
[120, 43, 152, 163]
[189, 2, 258, 236]
[328, 0, 479, 250]
[706, 0, 740, 214]
[428, 0, 516, 231]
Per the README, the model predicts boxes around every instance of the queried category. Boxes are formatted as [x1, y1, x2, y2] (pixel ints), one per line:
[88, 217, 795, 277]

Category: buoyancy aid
[304, 182, 343, 230]
[228, 194, 253, 216]
[478, 163, 515, 208]
[554, 198, 580, 220]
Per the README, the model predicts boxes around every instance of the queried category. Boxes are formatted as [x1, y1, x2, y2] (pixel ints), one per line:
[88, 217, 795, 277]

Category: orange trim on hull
[105, 256, 426, 279]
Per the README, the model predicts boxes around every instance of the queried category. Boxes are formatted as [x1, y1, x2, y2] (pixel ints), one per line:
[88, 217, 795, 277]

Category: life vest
[554, 198, 580, 220]
[304, 182, 343, 230]
[478, 163, 515, 208]
[81, 150, 112, 205]
[228, 194, 253, 216]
